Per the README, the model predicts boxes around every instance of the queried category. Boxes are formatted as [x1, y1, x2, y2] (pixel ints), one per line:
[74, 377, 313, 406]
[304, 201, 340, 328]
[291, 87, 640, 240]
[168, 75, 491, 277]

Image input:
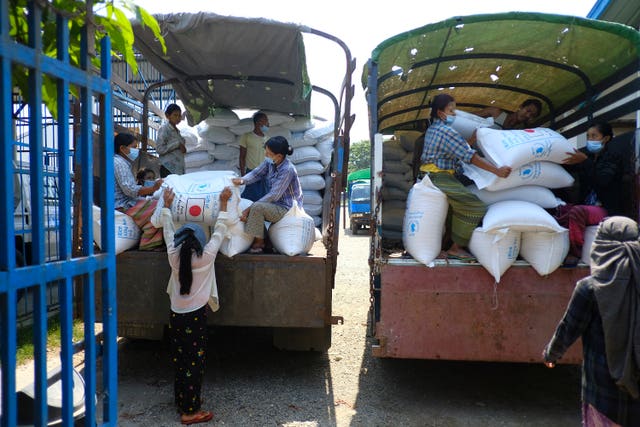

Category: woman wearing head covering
[159, 186, 232, 425]
[231, 135, 303, 254]
[543, 216, 640, 426]
[419, 93, 512, 261]
[114, 132, 165, 250]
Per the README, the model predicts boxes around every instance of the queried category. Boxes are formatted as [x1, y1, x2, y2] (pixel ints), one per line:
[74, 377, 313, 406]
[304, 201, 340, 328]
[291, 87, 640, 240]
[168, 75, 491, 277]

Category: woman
[114, 133, 165, 250]
[420, 94, 512, 261]
[231, 135, 303, 254]
[543, 216, 640, 426]
[558, 122, 624, 264]
[160, 187, 232, 425]
[477, 98, 542, 130]
[156, 103, 186, 177]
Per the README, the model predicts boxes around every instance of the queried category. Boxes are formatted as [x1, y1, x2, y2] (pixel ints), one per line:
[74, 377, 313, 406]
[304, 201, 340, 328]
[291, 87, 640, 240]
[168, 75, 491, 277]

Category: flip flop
[181, 410, 213, 425]
[248, 247, 264, 254]
[446, 253, 476, 262]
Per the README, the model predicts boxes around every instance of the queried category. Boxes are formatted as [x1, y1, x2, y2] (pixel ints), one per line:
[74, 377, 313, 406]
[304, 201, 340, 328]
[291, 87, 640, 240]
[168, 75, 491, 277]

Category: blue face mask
[260, 125, 269, 133]
[444, 115, 456, 125]
[128, 147, 139, 162]
[143, 180, 155, 187]
[264, 156, 275, 165]
[586, 140, 603, 153]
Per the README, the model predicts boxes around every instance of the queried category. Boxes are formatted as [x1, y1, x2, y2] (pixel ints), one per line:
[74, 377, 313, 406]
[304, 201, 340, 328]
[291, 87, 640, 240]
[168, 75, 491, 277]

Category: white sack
[304, 203, 323, 216]
[467, 184, 563, 208]
[268, 201, 316, 256]
[151, 171, 239, 225]
[228, 117, 254, 135]
[219, 197, 254, 257]
[261, 111, 295, 127]
[92, 206, 140, 255]
[303, 190, 323, 205]
[403, 175, 448, 266]
[210, 143, 240, 161]
[290, 145, 321, 164]
[315, 137, 334, 167]
[469, 227, 521, 283]
[299, 174, 326, 191]
[303, 120, 334, 141]
[197, 119, 237, 143]
[481, 200, 565, 233]
[581, 225, 599, 266]
[290, 131, 316, 148]
[520, 230, 569, 276]
[266, 126, 292, 141]
[476, 127, 574, 169]
[198, 109, 239, 127]
[294, 161, 325, 176]
[463, 161, 574, 191]
[282, 116, 315, 132]
[450, 110, 495, 140]
[185, 151, 213, 168]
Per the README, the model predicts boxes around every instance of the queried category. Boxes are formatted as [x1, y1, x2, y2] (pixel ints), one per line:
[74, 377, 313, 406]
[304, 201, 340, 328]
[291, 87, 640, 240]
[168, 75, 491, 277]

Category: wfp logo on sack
[518, 162, 542, 181]
[529, 141, 551, 159]
[407, 220, 420, 236]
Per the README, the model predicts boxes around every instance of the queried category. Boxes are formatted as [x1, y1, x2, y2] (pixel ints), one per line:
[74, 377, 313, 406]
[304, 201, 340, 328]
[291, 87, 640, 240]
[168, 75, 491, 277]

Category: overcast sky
[132, 0, 597, 141]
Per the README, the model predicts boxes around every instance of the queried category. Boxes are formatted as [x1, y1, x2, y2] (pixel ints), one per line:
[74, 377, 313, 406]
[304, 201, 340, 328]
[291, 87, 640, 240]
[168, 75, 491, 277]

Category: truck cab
[347, 179, 371, 234]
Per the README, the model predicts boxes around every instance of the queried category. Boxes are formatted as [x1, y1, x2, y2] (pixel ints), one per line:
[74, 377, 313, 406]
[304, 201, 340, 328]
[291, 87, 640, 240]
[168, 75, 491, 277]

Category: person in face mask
[419, 94, 512, 262]
[136, 168, 157, 188]
[238, 111, 270, 201]
[114, 133, 165, 250]
[557, 122, 624, 265]
[231, 136, 303, 254]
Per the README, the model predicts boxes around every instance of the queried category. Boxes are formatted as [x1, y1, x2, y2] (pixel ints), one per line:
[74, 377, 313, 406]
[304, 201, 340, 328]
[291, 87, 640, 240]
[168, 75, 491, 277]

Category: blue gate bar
[0, 2, 117, 426]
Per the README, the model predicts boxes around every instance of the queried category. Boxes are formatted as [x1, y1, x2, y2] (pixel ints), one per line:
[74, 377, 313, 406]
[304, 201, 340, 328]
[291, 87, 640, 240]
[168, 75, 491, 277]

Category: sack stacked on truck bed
[381, 135, 419, 239]
[177, 112, 335, 229]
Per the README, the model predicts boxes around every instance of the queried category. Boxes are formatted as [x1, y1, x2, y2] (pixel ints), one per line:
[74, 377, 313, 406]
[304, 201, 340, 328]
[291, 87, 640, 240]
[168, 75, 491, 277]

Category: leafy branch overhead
[8, 0, 165, 118]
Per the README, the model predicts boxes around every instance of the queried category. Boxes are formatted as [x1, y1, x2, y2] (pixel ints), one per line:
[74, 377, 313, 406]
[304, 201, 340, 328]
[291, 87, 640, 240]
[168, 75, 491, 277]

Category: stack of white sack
[463, 127, 575, 192]
[381, 131, 421, 240]
[449, 110, 495, 140]
[178, 112, 334, 231]
[472, 200, 569, 277]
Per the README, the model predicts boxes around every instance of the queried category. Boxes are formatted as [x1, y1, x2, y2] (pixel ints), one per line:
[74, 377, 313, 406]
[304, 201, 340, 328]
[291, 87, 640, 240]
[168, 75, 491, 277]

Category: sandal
[181, 410, 213, 425]
[248, 247, 264, 254]
[446, 252, 476, 263]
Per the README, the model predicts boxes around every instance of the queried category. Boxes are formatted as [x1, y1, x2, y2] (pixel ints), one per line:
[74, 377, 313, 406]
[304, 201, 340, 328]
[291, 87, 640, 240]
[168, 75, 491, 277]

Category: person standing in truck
[156, 103, 186, 177]
[543, 216, 640, 426]
[232, 135, 302, 254]
[114, 132, 165, 250]
[476, 98, 542, 130]
[238, 111, 270, 201]
[557, 122, 626, 265]
[159, 186, 232, 425]
[420, 93, 512, 261]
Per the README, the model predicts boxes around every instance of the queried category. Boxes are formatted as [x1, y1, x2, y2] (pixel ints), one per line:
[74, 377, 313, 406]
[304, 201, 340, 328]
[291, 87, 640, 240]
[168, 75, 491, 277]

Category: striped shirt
[421, 119, 475, 171]
[114, 154, 143, 210]
[243, 158, 303, 209]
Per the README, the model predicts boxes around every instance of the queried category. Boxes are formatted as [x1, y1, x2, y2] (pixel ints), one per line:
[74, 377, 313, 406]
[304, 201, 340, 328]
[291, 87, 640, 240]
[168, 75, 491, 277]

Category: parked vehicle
[347, 169, 371, 233]
[363, 12, 640, 362]
[96, 13, 355, 350]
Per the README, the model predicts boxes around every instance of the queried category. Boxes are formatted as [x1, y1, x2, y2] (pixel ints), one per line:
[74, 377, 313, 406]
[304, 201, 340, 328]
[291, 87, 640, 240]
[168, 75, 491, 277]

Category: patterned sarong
[122, 198, 164, 250]
[429, 172, 486, 247]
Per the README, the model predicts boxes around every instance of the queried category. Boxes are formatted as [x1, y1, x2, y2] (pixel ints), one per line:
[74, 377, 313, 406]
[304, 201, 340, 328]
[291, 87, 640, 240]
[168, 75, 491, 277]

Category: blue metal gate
[0, 2, 117, 426]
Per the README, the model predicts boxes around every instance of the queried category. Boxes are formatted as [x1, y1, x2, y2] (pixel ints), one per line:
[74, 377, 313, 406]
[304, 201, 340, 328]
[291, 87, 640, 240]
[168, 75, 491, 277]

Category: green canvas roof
[347, 168, 371, 182]
[363, 12, 640, 134]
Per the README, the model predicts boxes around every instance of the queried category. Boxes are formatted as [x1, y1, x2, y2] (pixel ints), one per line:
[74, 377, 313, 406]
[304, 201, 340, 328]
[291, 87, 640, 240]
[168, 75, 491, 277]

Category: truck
[346, 169, 371, 234]
[363, 12, 640, 362]
[97, 13, 355, 351]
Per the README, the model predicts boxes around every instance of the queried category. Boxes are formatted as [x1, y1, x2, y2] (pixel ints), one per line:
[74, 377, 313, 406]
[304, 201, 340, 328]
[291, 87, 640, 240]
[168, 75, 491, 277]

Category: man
[239, 112, 269, 201]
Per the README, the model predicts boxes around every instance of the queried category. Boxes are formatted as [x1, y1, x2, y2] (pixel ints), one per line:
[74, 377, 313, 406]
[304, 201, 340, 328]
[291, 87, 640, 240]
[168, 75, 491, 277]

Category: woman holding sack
[160, 186, 232, 425]
[114, 132, 165, 250]
[231, 135, 303, 254]
[419, 93, 512, 261]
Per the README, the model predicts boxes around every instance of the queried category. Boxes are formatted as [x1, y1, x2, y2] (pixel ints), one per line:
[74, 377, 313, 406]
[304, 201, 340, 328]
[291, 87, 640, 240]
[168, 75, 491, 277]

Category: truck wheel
[350, 222, 358, 235]
[272, 326, 331, 352]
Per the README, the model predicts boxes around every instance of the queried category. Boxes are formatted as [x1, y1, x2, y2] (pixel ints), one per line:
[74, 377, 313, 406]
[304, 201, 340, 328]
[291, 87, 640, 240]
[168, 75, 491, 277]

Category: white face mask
[143, 180, 155, 187]
[264, 156, 274, 165]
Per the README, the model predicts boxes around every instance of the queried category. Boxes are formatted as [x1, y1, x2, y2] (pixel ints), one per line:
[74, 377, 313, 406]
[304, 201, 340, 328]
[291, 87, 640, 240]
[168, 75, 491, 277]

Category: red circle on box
[189, 205, 202, 217]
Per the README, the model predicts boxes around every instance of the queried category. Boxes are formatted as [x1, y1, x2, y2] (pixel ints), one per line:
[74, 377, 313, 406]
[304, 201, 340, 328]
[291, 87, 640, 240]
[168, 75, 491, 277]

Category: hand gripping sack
[151, 171, 240, 226]
[402, 175, 448, 266]
[268, 202, 316, 256]
[469, 227, 521, 283]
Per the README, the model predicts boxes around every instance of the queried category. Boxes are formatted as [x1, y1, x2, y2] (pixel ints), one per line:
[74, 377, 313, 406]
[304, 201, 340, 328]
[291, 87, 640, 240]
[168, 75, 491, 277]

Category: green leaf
[136, 6, 166, 54]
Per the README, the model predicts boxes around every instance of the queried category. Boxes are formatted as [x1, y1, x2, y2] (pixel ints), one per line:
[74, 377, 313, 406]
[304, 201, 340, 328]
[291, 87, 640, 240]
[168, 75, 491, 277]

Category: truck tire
[350, 221, 358, 235]
[272, 326, 331, 352]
